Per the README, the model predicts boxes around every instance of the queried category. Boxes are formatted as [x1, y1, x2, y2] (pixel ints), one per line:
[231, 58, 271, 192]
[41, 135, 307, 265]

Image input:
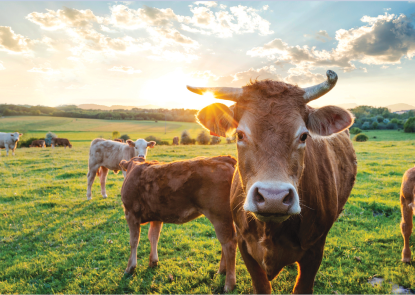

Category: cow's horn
[302, 70, 338, 102]
[186, 86, 243, 102]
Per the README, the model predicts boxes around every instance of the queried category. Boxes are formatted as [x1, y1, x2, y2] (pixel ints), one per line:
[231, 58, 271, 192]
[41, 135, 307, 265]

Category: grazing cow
[113, 138, 124, 143]
[187, 70, 357, 293]
[172, 136, 179, 145]
[52, 138, 72, 149]
[87, 138, 156, 200]
[30, 139, 46, 148]
[0, 132, 23, 156]
[400, 166, 415, 263]
[119, 155, 237, 292]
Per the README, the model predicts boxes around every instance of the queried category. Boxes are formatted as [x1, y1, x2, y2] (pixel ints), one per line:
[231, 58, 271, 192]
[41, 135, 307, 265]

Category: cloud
[0, 61, 5, 70]
[283, 67, 325, 86]
[191, 65, 281, 86]
[384, 8, 391, 11]
[0, 26, 33, 53]
[263, 5, 269, 11]
[26, 7, 100, 30]
[315, 30, 332, 42]
[28, 67, 60, 75]
[194, 1, 218, 7]
[248, 13, 415, 73]
[109, 66, 142, 74]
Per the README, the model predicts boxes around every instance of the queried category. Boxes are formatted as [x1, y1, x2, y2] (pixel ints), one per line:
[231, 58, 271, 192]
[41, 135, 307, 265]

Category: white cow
[86, 138, 156, 200]
[0, 132, 23, 156]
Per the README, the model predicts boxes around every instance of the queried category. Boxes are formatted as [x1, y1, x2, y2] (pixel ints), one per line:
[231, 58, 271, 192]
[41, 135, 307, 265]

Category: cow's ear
[126, 139, 135, 147]
[307, 106, 354, 136]
[147, 141, 156, 148]
[196, 103, 238, 137]
[119, 160, 129, 171]
[19, 133, 23, 136]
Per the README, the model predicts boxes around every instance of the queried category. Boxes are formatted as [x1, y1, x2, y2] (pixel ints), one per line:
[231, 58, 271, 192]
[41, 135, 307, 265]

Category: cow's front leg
[5, 144, 9, 156]
[292, 238, 326, 294]
[148, 221, 163, 267]
[99, 166, 109, 198]
[238, 237, 271, 294]
[125, 210, 141, 273]
[12, 145, 16, 156]
[401, 195, 413, 263]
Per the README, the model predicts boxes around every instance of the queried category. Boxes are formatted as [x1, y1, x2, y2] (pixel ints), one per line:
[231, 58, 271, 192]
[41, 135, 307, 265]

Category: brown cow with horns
[187, 70, 357, 294]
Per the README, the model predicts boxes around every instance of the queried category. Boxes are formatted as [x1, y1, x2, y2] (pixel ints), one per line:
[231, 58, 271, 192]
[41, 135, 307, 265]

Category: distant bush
[361, 122, 370, 130]
[404, 117, 415, 133]
[159, 141, 169, 145]
[386, 122, 398, 130]
[120, 134, 130, 141]
[350, 127, 362, 135]
[226, 135, 236, 144]
[354, 133, 369, 142]
[112, 131, 120, 139]
[196, 130, 210, 145]
[383, 119, 390, 124]
[45, 132, 57, 146]
[180, 130, 194, 145]
[371, 122, 378, 129]
[210, 136, 221, 145]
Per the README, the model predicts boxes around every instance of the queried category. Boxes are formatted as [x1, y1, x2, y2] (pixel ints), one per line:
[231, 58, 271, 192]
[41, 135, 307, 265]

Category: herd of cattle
[1, 70, 415, 293]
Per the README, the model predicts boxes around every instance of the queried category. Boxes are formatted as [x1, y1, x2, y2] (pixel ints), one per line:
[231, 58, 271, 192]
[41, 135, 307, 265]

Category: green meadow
[1, 116, 415, 294]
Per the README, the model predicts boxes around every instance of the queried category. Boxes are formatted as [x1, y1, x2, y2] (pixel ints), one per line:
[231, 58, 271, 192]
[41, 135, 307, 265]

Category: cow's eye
[237, 131, 245, 141]
[300, 132, 309, 142]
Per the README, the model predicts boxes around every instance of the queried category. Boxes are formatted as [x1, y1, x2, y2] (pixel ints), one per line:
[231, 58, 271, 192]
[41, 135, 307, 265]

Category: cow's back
[89, 138, 134, 171]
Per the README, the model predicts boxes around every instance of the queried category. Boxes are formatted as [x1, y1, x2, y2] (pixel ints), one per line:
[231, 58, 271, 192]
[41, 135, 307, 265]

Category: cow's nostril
[254, 188, 265, 204]
[282, 190, 293, 205]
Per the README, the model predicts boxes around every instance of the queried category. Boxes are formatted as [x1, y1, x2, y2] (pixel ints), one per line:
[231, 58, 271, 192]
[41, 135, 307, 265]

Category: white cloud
[384, 8, 391, 11]
[0, 61, 5, 70]
[0, 26, 33, 53]
[219, 4, 227, 9]
[194, 1, 218, 7]
[263, 5, 269, 11]
[248, 13, 415, 74]
[381, 65, 389, 69]
[109, 66, 142, 74]
[28, 67, 60, 75]
[100, 25, 117, 33]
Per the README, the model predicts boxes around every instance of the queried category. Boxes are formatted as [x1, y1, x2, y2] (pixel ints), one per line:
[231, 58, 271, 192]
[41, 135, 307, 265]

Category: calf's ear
[147, 141, 156, 148]
[307, 106, 354, 136]
[197, 103, 237, 137]
[119, 160, 129, 171]
[126, 139, 135, 147]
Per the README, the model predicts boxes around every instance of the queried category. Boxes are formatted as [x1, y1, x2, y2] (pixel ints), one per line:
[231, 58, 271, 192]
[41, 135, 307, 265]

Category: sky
[0, 1, 414, 110]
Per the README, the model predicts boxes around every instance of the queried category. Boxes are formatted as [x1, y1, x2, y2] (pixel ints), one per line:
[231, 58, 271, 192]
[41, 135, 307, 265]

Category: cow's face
[189, 71, 353, 223]
[10, 132, 23, 143]
[127, 139, 156, 159]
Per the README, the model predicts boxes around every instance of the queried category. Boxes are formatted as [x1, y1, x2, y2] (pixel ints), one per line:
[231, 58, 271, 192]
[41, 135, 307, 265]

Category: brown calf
[113, 138, 124, 143]
[187, 70, 357, 293]
[30, 139, 46, 148]
[172, 136, 179, 145]
[120, 156, 237, 292]
[400, 166, 415, 263]
[52, 138, 72, 148]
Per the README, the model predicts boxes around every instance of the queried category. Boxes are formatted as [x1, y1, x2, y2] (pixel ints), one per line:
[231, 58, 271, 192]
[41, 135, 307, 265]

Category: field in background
[1, 117, 415, 293]
[0, 116, 206, 146]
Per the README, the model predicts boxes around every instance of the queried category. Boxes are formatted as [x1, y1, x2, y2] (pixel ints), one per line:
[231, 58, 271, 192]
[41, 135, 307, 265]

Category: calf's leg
[292, 238, 326, 294]
[99, 166, 109, 198]
[5, 144, 9, 156]
[238, 237, 271, 294]
[148, 221, 163, 267]
[207, 215, 237, 292]
[125, 210, 141, 273]
[86, 165, 99, 200]
[401, 194, 413, 263]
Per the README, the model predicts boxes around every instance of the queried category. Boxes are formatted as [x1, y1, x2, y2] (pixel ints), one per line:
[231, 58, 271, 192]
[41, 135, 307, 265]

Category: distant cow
[113, 138, 124, 143]
[30, 139, 46, 148]
[400, 166, 415, 263]
[172, 136, 179, 145]
[52, 138, 72, 149]
[119, 156, 237, 292]
[87, 138, 156, 200]
[0, 132, 23, 156]
[187, 70, 357, 293]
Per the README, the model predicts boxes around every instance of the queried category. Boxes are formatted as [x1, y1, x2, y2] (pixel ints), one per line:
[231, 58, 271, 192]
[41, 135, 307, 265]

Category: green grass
[1, 117, 415, 293]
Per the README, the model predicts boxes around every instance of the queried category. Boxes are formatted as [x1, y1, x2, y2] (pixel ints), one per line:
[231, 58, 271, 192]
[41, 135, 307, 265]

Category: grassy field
[1, 117, 415, 294]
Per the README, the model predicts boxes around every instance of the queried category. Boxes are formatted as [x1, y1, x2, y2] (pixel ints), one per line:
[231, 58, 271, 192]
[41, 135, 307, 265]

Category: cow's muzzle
[244, 182, 301, 223]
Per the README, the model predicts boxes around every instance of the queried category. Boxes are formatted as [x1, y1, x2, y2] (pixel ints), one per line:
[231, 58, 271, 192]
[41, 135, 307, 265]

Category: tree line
[0, 104, 198, 123]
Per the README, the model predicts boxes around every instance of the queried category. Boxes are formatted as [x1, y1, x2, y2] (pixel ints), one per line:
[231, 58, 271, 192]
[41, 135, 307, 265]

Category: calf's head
[126, 138, 156, 159]
[187, 70, 353, 223]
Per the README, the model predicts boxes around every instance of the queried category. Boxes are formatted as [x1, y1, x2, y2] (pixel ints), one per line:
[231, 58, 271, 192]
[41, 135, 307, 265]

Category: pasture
[1, 116, 415, 294]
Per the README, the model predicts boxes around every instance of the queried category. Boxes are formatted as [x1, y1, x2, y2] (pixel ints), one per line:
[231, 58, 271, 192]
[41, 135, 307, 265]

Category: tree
[45, 132, 57, 146]
[404, 117, 415, 133]
[210, 136, 221, 145]
[112, 131, 120, 139]
[120, 134, 130, 141]
[196, 130, 210, 145]
[180, 130, 193, 145]
[372, 122, 378, 129]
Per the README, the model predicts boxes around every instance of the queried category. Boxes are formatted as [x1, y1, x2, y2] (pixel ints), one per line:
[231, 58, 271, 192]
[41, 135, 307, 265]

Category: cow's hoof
[402, 257, 411, 263]
[87, 196, 92, 201]
[125, 266, 136, 274]
[102, 194, 107, 199]
[149, 260, 158, 268]
[223, 284, 235, 293]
